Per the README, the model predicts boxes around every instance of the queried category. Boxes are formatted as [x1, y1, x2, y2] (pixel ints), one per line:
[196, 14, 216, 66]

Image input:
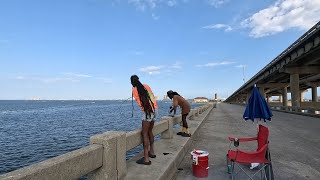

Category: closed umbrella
[243, 86, 273, 122]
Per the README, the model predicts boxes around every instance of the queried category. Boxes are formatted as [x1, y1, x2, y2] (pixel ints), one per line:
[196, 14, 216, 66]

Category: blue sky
[1, 0, 319, 100]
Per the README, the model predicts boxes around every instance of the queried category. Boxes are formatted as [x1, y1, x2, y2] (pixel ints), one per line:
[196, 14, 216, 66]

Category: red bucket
[191, 150, 209, 178]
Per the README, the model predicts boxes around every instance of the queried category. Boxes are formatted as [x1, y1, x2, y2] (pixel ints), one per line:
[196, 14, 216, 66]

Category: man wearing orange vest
[131, 75, 158, 165]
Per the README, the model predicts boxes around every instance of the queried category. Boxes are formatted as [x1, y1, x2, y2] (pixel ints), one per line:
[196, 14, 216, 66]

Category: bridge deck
[172, 103, 320, 180]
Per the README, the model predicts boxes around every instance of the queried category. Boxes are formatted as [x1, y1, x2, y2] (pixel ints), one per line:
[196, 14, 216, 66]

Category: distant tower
[215, 93, 218, 100]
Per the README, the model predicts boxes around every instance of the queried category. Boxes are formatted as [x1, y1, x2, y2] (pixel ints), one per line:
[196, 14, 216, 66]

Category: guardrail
[270, 105, 320, 117]
[0, 104, 212, 180]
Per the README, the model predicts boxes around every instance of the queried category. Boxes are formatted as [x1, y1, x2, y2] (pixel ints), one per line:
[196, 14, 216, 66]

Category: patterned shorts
[142, 110, 157, 122]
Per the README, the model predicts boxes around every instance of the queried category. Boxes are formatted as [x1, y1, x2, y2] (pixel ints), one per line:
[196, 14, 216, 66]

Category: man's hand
[169, 106, 174, 113]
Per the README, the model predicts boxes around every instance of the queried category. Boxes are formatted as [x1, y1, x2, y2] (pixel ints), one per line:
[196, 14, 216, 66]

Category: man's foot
[148, 151, 156, 158]
[136, 157, 152, 165]
[181, 132, 191, 137]
[177, 132, 183, 135]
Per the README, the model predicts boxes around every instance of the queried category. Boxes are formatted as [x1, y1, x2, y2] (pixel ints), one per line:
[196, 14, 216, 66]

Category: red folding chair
[226, 125, 272, 180]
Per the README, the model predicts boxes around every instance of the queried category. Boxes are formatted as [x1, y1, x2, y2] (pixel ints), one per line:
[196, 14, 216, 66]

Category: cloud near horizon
[241, 0, 320, 38]
[62, 72, 92, 78]
[196, 61, 235, 67]
[15, 75, 80, 83]
[13, 72, 113, 84]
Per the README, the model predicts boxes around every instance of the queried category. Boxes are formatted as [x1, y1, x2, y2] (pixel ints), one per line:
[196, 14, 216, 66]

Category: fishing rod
[119, 96, 135, 119]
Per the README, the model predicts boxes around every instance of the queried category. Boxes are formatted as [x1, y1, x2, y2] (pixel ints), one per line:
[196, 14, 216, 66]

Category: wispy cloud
[14, 72, 93, 83]
[152, 13, 160, 20]
[167, 0, 177, 7]
[15, 75, 80, 83]
[241, 0, 320, 38]
[139, 65, 164, 75]
[202, 23, 233, 32]
[235, 64, 247, 68]
[139, 62, 183, 75]
[196, 61, 235, 67]
[131, 50, 144, 55]
[62, 72, 92, 78]
[128, 0, 178, 11]
[96, 77, 113, 83]
[171, 62, 182, 69]
[207, 0, 230, 8]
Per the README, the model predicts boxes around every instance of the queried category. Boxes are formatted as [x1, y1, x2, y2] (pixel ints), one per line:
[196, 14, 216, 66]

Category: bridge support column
[259, 87, 265, 99]
[290, 73, 300, 110]
[312, 86, 318, 102]
[246, 92, 250, 104]
[282, 87, 288, 109]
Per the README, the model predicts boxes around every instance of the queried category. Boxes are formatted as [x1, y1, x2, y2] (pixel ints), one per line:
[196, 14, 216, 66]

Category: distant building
[163, 95, 170, 101]
[193, 97, 208, 103]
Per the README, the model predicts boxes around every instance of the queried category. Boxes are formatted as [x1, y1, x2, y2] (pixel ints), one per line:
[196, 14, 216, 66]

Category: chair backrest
[257, 125, 269, 151]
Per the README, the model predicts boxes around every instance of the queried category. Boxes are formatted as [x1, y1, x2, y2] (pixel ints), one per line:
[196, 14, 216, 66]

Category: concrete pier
[172, 103, 320, 180]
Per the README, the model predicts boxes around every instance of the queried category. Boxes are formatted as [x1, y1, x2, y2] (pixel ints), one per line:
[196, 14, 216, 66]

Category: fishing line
[119, 97, 135, 119]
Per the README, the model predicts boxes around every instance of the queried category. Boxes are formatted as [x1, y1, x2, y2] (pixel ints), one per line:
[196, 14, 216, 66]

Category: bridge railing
[0, 104, 212, 180]
[270, 105, 320, 117]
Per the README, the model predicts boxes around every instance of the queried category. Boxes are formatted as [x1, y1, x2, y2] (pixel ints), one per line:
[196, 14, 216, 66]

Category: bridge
[225, 21, 320, 113]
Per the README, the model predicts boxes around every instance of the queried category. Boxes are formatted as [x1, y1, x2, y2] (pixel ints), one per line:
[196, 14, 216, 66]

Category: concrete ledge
[124, 105, 213, 180]
[0, 145, 103, 180]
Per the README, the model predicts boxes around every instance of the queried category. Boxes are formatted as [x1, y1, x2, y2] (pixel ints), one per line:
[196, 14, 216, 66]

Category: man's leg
[182, 113, 188, 128]
[148, 120, 155, 156]
[181, 114, 191, 137]
[142, 121, 151, 162]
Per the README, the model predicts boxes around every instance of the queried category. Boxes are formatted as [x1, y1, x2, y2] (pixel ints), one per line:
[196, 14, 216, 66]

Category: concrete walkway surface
[172, 103, 320, 180]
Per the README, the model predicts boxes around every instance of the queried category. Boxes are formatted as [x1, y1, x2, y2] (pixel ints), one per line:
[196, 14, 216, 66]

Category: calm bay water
[0, 100, 201, 175]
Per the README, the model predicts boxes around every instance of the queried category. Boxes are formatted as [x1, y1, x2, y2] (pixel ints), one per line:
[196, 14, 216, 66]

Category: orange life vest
[132, 84, 158, 112]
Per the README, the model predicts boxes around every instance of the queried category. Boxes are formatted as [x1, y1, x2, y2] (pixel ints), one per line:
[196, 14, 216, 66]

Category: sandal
[148, 151, 156, 158]
[181, 132, 191, 137]
[136, 157, 152, 165]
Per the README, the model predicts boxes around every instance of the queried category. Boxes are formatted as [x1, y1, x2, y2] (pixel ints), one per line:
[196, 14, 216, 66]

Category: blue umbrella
[243, 86, 273, 122]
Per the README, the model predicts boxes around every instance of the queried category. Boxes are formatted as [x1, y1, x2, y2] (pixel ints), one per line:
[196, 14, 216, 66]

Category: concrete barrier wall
[0, 145, 103, 180]
[0, 104, 212, 180]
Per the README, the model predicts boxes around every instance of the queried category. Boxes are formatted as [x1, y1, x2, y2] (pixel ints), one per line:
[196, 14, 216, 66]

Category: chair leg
[264, 167, 268, 180]
[230, 161, 234, 180]
[226, 154, 231, 174]
[250, 164, 268, 179]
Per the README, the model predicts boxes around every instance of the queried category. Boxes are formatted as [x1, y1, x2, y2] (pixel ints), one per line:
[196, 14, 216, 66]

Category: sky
[0, 0, 320, 100]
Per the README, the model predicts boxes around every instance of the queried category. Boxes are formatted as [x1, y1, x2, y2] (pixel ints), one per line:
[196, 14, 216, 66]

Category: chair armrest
[228, 137, 257, 142]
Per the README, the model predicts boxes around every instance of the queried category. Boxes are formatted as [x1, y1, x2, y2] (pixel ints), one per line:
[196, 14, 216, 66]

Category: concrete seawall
[0, 103, 213, 180]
